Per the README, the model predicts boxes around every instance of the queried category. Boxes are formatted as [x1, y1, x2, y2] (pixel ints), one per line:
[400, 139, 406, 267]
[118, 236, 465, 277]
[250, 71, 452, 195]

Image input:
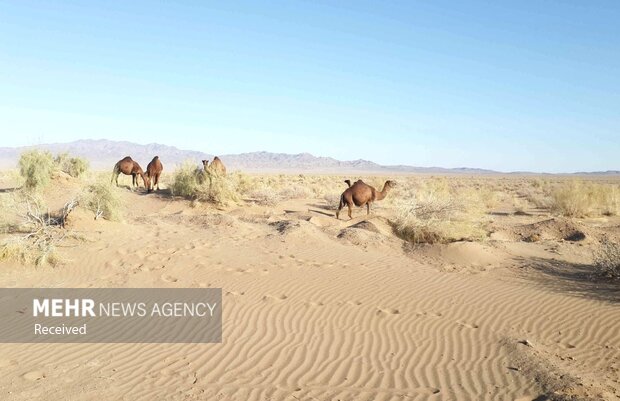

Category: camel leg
[366, 203, 370, 215]
[347, 203, 352, 219]
[336, 195, 343, 219]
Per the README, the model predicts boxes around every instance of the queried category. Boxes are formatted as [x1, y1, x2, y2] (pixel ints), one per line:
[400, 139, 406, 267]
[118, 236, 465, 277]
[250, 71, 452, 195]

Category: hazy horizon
[1, 1, 618, 173]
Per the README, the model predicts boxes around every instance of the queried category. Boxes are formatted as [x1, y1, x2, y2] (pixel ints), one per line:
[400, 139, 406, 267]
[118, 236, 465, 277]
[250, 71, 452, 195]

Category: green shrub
[55, 152, 89, 178]
[18, 150, 54, 190]
[83, 182, 123, 221]
[171, 161, 202, 198]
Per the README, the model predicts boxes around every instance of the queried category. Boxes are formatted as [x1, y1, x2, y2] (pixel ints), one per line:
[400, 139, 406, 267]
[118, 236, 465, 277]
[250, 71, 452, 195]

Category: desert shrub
[18, 150, 54, 190]
[82, 182, 123, 221]
[324, 193, 341, 209]
[594, 185, 619, 216]
[170, 162, 240, 206]
[55, 152, 89, 178]
[232, 172, 255, 195]
[250, 187, 279, 206]
[170, 161, 202, 198]
[0, 194, 65, 266]
[391, 182, 487, 244]
[550, 180, 593, 217]
[278, 186, 312, 200]
[593, 241, 620, 279]
[550, 180, 619, 217]
[198, 172, 240, 206]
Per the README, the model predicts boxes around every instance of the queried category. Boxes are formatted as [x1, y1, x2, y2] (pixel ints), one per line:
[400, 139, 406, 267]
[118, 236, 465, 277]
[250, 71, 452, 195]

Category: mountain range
[0, 139, 617, 175]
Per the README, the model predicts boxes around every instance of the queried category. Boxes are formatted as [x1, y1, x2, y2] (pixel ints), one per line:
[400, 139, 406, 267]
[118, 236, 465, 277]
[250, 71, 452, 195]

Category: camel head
[384, 180, 397, 189]
[202, 160, 209, 170]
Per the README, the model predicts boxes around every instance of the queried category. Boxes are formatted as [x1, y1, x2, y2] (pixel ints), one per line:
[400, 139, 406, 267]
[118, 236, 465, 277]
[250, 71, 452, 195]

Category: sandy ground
[0, 175, 618, 401]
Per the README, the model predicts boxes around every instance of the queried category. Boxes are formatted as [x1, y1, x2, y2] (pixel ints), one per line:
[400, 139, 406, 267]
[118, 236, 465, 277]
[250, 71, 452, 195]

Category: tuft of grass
[18, 150, 54, 191]
[593, 241, 620, 279]
[83, 182, 123, 221]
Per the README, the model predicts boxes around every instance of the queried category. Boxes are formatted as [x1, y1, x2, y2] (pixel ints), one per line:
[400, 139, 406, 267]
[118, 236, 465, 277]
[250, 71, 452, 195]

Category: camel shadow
[0, 187, 20, 193]
[515, 256, 619, 303]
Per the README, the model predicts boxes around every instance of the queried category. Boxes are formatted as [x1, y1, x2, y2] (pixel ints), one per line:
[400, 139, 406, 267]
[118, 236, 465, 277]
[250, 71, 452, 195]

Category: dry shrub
[278, 186, 312, 200]
[323, 193, 341, 209]
[0, 194, 65, 266]
[170, 162, 240, 206]
[83, 182, 123, 221]
[18, 150, 54, 190]
[250, 187, 279, 206]
[550, 180, 619, 217]
[198, 172, 240, 206]
[391, 181, 487, 244]
[593, 241, 620, 279]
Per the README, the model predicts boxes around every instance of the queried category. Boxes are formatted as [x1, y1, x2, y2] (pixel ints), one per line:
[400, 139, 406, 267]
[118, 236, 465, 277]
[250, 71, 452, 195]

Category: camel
[336, 180, 396, 220]
[202, 157, 226, 176]
[111, 156, 149, 189]
[146, 156, 163, 192]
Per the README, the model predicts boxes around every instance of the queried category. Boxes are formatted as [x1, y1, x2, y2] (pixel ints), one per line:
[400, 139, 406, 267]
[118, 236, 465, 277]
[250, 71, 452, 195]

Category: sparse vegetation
[0, 194, 66, 266]
[170, 161, 240, 206]
[170, 161, 202, 198]
[83, 182, 123, 221]
[18, 150, 55, 190]
[54, 152, 89, 178]
[593, 241, 620, 279]
[250, 186, 279, 206]
[550, 180, 619, 217]
[391, 180, 488, 244]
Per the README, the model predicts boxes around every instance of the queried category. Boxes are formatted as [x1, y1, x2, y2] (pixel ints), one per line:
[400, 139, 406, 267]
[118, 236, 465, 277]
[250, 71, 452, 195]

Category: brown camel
[202, 157, 226, 176]
[111, 156, 149, 189]
[336, 180, 396, 219]
[146, 156, 163, 192]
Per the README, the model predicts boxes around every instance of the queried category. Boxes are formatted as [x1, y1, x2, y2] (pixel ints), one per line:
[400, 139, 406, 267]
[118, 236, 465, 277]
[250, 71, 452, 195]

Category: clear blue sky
[0, 1, 618, 172]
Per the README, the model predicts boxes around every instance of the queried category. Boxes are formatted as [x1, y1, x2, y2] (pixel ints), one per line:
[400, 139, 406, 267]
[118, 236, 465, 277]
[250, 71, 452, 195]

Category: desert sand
[0, 172, 618, 401]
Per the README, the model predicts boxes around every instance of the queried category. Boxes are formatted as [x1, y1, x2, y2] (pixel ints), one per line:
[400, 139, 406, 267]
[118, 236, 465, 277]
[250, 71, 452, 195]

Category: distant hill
[0, 139, 617, 175]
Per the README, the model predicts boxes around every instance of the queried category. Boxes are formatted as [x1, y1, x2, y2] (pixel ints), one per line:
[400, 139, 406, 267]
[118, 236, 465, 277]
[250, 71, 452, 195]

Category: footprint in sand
[456, 321, 479, 329]
[557, 341, 576, 349]
[304, 301, 324, 307]
[347, 300, 362, 306]
[416, 311, 442, 318]
[262, 294, 288, 302]
[376, 307, 400, 315]
[225, 291, 245, 296]
[22, 371, 45, 381]
[161, 275, 178, 283]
